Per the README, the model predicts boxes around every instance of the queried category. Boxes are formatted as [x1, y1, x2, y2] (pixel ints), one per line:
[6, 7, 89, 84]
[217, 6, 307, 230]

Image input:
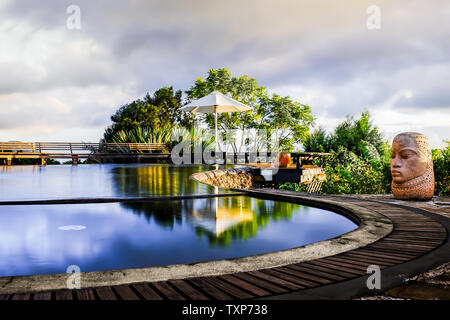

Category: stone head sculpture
[390, 132, 434, 200]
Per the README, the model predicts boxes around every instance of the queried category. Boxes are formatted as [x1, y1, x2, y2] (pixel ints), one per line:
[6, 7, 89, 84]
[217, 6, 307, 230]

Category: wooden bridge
[0, 141, 169, 165]
[0, 141, 331, 179]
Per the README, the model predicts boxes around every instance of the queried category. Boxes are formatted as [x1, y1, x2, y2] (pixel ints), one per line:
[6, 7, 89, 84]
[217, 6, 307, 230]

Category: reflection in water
[110, 165, 235, 197]
[0, 164, 357, 277]
[192, 197, 301, 247]
[122, 196, 312, 247]
[0, 164, 236, 200]
[0, 198, 357, 277]
[192, 197, 254, 236]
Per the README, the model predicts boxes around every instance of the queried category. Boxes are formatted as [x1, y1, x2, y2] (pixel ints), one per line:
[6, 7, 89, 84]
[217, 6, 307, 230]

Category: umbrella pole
[215, 110, 219, 168]
[215, 110, 218, 153]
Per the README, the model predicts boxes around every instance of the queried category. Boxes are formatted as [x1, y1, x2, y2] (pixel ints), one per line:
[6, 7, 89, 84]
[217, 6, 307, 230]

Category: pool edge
[0, 191, 393, 295]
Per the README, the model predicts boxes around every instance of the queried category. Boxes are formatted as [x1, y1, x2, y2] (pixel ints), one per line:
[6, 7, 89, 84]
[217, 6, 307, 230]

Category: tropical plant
[318, 146, 388, 195]
[303, 110, 388, 160]
[303, 127, 331, 153]
[185, 68, 314, 152]
[432, 141, 450, 196]
[102, 86, 194, 142]
[170, 126, 215, 152]
[279, 182, 307, 192]
[111, 125, 174, 144]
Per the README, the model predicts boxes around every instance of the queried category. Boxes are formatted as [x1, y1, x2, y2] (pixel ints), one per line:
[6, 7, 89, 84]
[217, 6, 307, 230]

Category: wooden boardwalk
[0, 194, 447, 300]
[0, 141, 169, 165]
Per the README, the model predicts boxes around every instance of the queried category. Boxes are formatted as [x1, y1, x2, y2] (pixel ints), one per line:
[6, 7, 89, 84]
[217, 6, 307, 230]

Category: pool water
[0, 164, 233, 200]
[0, 164, 357, 277]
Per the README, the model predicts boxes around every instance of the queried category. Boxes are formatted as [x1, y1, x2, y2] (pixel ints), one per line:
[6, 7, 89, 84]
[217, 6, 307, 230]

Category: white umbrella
[180, 91, 252, 152]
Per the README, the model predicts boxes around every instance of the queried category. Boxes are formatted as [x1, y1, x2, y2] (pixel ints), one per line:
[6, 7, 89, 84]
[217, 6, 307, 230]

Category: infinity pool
[0, 164, 357, 277]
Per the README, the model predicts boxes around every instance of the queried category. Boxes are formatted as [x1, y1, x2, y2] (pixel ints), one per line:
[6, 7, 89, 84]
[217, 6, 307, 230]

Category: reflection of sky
[0, 199, 356, 277]
[0, 164, 232, 200]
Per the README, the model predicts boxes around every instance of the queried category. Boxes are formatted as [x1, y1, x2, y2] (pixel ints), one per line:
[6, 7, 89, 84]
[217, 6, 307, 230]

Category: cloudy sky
[0, 0, 449, 148]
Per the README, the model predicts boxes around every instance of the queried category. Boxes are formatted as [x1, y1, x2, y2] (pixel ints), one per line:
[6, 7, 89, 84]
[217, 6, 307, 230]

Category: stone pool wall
[190, 167, 255, 190]
[191, 166, 326, 191]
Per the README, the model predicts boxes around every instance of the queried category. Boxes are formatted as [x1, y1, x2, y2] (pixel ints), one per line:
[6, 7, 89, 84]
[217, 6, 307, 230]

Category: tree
[102, 86, 194, 142]
[304, 110, 388, 160]
[303, 127, 330, 153]
[330, 110, 387, 159]
[185, 68, 314, 151]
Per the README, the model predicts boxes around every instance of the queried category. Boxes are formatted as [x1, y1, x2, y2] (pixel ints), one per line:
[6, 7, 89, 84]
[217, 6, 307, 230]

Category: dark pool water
[0, 164, 357, 277]
[0, 164, 233, 200]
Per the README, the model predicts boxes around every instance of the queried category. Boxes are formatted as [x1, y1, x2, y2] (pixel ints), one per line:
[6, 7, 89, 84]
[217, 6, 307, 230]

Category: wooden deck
[0, 141, 169, 165]
[0, 193, 447, 300]
[0, 142, 328, 168]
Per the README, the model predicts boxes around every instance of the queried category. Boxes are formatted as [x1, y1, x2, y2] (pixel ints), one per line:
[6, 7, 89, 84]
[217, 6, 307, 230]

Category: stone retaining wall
[191, 167, 255, 190]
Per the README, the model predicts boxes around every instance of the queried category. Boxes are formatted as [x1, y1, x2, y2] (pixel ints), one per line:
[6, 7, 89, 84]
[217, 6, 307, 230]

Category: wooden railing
[0, 142, 168, 154]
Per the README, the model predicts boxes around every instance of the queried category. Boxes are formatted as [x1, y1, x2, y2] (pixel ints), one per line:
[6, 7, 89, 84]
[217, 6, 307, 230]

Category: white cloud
[0, 0, 448, 147]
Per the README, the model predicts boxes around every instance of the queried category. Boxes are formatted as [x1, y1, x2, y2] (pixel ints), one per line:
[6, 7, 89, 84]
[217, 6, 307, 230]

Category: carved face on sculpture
[390, 132, 434, 200]
[390, 134, 427, 184]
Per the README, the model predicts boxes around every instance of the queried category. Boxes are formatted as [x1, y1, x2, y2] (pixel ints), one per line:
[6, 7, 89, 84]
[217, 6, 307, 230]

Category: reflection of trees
[110, 164, 300, 245]
[120, 196, 301, 245]
[194, 197, 300, 247]
[121, 200, 192, 229]
[111, 165, 218, 197]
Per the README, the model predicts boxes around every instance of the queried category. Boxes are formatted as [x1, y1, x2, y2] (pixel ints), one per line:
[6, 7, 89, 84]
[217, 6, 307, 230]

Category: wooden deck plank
[232, 273, 288, 294]
[187, 278, 233, 300]
[356, 248, 415, 260]
[325, 255, 391, 269]
[285, 263, 348, 281]
[248, 270, 305, 290]
[132, 284, 164, 300]
[11, 293, 31, 300]
[270, 267, 327, 286]
[54, 290, 73, 300]
[369, 240, 432, 250]
[305, 260, 366, 275]
[203, 277, 254, 299]
[298, 261, 357, 278]
[368, 242, 431, 253]
[75, 289, 96, 300]
[113, 285, 140, 300]
[344, 251, 410, 263]
[218, 274, 271, 297]
[152, 281, 187, 300]
[339, 252, 400, 266]
[315, 257, 374, 271]
[363, 247, 421, 258]
[95, 287, 118, 300]
[32, 292, 52, 300]
[168, 280, 209, 300]
[380, 238, 442, 247]
[384, 231, 444, 239]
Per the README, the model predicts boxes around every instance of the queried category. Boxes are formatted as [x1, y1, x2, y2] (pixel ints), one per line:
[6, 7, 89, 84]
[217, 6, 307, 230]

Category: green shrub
[279, 182, 307, 192]
[432, 142, 450, 196]
[319, 147, 388, 195]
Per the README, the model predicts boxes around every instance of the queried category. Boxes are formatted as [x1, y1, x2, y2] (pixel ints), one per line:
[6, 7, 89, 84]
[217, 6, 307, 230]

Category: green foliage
[195, 198, 297, 247]
[170, 126, 215, 151]
[303, 110, 388, 159]
[279, 182, 307, 192]
[432, 142, 450, 196]
[103, 86, 194, 142]
[300, 111, 395, 195]
[185, 68, 314, 151]
[302, 127, 330, 153]
[83, 158, 102, 164]
[46, 159, 61, 165]
[319, 146, 389, 195]
[111, 125, 173, 145]
[305, 138, 448, 196]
